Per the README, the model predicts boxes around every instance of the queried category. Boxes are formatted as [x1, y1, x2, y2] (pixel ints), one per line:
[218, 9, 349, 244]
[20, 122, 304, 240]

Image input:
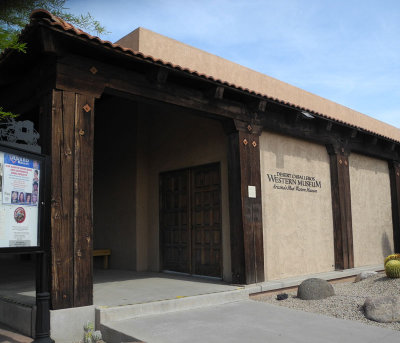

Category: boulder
[364, 296, 400, 323]
[355, 271, 378, 282]
[297, 278, 335, 300]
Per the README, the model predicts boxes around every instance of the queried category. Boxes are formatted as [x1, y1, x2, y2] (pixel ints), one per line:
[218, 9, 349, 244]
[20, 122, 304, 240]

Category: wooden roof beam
[55, 54, 246, 119]
[206, 86, 225, 100]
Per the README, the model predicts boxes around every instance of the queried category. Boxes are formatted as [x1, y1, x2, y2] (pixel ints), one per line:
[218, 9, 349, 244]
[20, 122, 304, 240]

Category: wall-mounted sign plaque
[266, 171, 322, 193]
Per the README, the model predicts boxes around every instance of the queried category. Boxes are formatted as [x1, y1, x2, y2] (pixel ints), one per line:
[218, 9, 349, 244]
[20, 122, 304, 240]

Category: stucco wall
[136, 105, 231, 281]
[93, 97, 137, 270]
[260, 131, 335, 280]
[349, 154, 394, 267]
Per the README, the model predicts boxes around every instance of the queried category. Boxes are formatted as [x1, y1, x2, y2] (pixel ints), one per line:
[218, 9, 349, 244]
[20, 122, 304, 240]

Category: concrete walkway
[102, 300, 400, 343]
[0, 261, 383, 307]
[94, 269, 239, 306]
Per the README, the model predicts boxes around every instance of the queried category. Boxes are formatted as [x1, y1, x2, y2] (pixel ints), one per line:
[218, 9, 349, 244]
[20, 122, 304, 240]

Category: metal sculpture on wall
[0, 119, 41, 153]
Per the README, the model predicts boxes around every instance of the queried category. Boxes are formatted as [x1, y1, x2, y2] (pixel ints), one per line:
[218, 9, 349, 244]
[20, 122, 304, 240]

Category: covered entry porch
[93, 94, 232, 281]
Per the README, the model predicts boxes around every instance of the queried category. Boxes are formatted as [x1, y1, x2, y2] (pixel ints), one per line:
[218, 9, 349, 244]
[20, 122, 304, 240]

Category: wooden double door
[160, 163, 222, 278]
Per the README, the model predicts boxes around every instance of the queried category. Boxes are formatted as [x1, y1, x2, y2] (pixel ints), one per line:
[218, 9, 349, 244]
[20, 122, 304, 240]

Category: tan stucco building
[1, 9, 400, 341]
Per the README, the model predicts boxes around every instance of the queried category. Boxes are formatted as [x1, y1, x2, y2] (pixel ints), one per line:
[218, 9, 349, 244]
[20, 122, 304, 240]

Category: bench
[93, 249, 111, 269]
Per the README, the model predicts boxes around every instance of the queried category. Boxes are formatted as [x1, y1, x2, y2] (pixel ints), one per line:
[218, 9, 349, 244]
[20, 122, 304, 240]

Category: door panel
[160, 163, 221, 277]
[191, 164, 222, 277]
[160, 169, 190, 273]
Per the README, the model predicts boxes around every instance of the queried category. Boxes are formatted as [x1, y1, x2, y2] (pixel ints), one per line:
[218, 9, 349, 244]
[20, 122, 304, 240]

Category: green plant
[83, 321, 103, 343]
[384, 253, 400, 266]
[385, 259, 400, 278]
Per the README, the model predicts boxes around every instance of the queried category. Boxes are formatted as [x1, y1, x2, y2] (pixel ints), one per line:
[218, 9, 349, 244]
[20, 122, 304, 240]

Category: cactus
[384, 253, 400, 266]
[385, 259, 400, 278]
[83, 322, 103, 343]
[92, 331, 102, 342]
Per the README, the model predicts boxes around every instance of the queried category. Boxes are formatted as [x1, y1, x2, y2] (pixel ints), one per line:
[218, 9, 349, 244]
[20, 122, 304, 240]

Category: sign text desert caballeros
[266, 171, 322, 193]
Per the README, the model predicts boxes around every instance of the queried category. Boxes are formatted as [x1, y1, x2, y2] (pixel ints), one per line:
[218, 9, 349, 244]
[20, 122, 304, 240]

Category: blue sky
[67, 0, 400, 128]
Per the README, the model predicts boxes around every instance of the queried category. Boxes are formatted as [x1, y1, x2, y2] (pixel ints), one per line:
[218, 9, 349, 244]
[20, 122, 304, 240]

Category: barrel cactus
[384, 253, 400, 266]
[385, 259, 400, 278]
[384, 253, 400, 278]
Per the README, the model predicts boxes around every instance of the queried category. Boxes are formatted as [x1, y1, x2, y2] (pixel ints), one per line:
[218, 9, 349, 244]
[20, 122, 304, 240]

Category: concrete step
[96, 288, 248, 325]
[97, 289, 248, 343]
[100, 324, 143, 343]
[0, 296, 35, 338]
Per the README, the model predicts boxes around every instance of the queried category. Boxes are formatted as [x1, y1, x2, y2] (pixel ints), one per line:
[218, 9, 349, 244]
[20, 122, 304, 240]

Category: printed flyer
[0, 151, 40, 248]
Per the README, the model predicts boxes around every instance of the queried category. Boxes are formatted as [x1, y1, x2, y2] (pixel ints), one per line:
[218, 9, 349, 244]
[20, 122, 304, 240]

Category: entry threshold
[162, 270, 222, 281]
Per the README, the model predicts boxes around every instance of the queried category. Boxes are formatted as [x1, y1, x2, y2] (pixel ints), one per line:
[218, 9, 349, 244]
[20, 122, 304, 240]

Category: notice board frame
[0, 143, 48, 254]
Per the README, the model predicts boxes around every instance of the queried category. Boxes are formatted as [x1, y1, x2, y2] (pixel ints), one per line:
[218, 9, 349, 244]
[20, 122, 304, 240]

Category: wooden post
[326, 144, 354, 270]
[388, 161, 400, 253]
[227, 120, 264, 284]
[40, 90, 95, 309]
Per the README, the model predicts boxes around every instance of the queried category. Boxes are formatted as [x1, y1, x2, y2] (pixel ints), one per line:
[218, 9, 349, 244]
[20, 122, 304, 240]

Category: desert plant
[384, 253, 400, 266]
[385, 259, 400, 278]
[83, 321, 103, 343]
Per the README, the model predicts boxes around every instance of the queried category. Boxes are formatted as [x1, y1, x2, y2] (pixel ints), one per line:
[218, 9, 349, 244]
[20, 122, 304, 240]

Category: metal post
[33, 251, 54, 343]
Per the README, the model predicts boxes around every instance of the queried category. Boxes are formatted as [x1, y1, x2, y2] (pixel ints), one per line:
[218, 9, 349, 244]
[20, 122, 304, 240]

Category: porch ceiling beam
[258, 100, 267, 112]
[156, 68, 169, 85]
[214, 86, 225, 100]
[8, 47, 398, 162]
[261, 111, 399, 161]
[56, 54, 247, 120]
[146, 66, 169, 85]
[205, 86, 225, 100]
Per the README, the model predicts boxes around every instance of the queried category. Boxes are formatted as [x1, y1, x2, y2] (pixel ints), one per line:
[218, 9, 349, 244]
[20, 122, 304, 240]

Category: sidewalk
[102, 300, 400, 343]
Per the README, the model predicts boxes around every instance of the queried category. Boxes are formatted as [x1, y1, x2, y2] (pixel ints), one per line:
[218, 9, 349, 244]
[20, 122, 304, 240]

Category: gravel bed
[253, 272, 400, 331]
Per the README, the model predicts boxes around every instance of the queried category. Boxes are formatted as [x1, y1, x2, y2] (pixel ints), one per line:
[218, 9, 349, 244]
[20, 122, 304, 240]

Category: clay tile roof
[6, 10, 400, 143]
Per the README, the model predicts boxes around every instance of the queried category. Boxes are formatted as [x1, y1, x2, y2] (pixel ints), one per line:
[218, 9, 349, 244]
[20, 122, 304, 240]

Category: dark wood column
[40, 90, 95, 309]
[326, 144, 354, 270]
[389, 161, 400, 253]
[227, 120, 264, 284]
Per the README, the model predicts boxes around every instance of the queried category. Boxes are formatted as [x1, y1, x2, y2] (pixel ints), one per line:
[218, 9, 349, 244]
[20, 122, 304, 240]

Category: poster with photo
[0, 150, 40, 248]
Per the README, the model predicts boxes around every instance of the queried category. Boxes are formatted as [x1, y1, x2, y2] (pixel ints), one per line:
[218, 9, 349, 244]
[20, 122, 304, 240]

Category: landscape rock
[355, 271, 378, 282]
[364, 296, 400, 323]
[276, 293, 288, 301]
[297, 278, 335, 300]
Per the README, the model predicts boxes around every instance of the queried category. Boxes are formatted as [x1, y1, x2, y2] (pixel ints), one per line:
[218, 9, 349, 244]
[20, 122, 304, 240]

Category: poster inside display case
[0, 148, 42, 249]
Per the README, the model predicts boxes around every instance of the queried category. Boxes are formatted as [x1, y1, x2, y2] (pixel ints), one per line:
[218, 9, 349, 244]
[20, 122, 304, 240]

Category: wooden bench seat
[93, 249, 111, 269]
